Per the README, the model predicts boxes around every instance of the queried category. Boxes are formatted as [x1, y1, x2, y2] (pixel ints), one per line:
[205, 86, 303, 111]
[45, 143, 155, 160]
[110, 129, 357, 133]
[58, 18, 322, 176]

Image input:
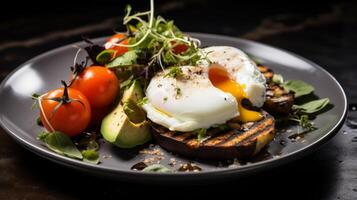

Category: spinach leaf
[197, 128, 210, 143]
[38, 132, 83, 159]
[283, 80, 314, 98]
[142, 164, 173, 173]
[107, 50, 138, 68]
[96, 49, 116, 65]
[82, 149, 100, 164]
[293, 98, 330, 114]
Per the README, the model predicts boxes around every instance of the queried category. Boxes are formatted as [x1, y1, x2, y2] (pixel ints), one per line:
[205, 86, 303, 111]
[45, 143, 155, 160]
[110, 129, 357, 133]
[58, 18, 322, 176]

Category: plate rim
[0, 32, 348, 180]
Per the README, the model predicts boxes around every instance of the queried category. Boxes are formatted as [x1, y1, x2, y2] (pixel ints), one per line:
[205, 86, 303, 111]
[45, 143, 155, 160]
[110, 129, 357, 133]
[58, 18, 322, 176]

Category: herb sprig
[197, 128, 209, 143]
[37, 131, 100, 164]
[104, 0, 205, 87]
[274, 78, 330, 131]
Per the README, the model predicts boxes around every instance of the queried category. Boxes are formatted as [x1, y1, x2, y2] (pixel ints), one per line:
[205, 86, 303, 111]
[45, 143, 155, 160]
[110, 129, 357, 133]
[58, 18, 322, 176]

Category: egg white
[142, 65, 238, 132]
[142, 46, 266, 132]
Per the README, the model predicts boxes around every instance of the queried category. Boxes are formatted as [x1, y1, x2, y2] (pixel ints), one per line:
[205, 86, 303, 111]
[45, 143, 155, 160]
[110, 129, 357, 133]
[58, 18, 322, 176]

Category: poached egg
[142, 46, 266, 132]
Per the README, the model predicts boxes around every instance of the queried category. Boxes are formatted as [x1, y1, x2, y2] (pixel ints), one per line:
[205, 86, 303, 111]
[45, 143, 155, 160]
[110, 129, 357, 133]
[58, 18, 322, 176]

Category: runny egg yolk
[208, 64, 262, 122]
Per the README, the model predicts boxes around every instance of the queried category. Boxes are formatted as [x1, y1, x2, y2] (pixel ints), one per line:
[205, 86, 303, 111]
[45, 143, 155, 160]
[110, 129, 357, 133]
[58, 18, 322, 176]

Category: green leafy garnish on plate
[289, 114, 316, 131]
[82, 149, 100, 164]
[101, 0, 206, 82]
[37, 131, 101, 164]
[282, 80, 314, 98]
[271, 76, 330, 132]
[96, 49, 116, 65]
[197, 128, 210, 143]
[142, 164, 173, 173]
[293, 98, 330, 114]
[107, 50, 138, 68]
[37, 131, 83, 159]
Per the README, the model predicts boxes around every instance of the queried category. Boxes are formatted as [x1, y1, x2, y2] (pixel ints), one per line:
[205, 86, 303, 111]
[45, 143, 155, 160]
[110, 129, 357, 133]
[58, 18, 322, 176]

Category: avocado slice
[101, 80, 151, 148]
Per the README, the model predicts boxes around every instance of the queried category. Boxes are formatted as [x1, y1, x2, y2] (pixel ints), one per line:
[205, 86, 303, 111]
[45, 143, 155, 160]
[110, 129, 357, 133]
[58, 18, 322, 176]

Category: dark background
[1, 0, 357, 199]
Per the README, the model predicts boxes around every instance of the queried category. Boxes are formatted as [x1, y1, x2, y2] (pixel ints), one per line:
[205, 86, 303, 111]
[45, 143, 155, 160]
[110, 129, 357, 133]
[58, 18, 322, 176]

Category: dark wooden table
[1, 1, 356, 199]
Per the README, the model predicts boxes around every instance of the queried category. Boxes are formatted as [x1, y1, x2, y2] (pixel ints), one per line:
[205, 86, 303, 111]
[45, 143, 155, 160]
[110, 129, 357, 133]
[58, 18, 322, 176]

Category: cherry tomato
[71, 66, 119, 108]
[40, 86, 91, 137]
[105, 33, 129, 56]
[171, 41, 189, 54]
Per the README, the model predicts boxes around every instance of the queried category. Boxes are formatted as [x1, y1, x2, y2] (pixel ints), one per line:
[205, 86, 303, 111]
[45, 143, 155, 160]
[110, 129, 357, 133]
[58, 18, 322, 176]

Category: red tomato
[71, 66, 119, 108]
[171, 41, 189, 54]
[105, 33, 129, 56]
[40, 87, 91, 137]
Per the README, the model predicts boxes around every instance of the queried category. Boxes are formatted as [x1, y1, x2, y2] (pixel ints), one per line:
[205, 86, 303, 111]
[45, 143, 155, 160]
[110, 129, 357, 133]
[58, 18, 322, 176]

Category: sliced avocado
[101, 80, 151, 148]
[123, 99, 146, 124]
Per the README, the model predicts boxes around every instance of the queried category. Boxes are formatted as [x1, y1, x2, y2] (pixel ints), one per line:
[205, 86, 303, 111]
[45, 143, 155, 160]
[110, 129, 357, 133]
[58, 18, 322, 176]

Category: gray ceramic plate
[0, 33, 347, 183]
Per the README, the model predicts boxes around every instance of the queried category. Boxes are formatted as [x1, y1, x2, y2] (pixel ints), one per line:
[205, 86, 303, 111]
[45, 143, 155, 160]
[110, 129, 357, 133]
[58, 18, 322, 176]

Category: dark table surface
[1, 0, 357, 199]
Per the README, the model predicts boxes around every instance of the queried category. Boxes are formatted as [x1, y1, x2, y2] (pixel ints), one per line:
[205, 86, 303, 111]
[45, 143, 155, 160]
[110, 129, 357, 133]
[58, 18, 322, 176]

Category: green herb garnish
[115, 0, 205, 70]
[288, 98, 330, 131]
[36, 116, 42, 126]
[82, 149, 100, 164]
[282, 80, 314, 98]
[37, 131, 101, 164]
[293, 98, 330, 114]
[96, 49, 116, 65]
[175, 87, 182, 97]
[164, 66, 183, 78]
[31, 93, 40, 100]
[197, 128, 209, 143]
[289, 114, 316, 131]
[142, 164, 173, 173]
[31, 93, 40, 110]
[217, 124, 230, 131]
[274, 76, 331, 132]
[107, 50, 138, 68]
[37, 132, 83, 159]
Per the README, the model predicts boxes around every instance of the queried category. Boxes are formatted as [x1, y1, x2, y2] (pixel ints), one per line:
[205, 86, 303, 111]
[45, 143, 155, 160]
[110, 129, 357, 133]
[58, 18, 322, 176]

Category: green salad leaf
[293, 98, 330, 114]
[197, 128, 209, 143]
[96, 49, 116, 65]
[142, 164, 173, 173]
[82, 149, 100, 164]
[38, 132, 83, 159]
[36, 116, 42, 126]
[116, 0, 205, 70]
[282, 80, 314, 98]
[107, 50, 138, 68]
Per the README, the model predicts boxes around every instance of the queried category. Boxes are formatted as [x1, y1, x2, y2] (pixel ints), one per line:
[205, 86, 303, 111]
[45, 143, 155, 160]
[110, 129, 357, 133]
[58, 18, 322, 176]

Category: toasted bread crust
[258, 65, 294, 114]
[150, 111, 275, 160]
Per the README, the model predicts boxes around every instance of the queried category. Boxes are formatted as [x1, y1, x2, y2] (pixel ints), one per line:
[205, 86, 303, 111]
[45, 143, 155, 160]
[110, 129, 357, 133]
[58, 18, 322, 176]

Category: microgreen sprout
[112, 0, 206, 71]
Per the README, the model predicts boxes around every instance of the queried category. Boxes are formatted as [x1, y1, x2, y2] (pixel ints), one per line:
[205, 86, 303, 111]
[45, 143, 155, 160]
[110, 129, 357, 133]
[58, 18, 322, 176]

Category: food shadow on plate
[104, 123, 307, 172]
[108, 141, 152, 160]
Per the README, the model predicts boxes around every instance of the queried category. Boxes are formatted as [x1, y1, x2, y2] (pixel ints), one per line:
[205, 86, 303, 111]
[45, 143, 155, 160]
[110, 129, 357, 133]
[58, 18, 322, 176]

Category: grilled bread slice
[258, 65, 294, 114]
[150, 111, 275, 160]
